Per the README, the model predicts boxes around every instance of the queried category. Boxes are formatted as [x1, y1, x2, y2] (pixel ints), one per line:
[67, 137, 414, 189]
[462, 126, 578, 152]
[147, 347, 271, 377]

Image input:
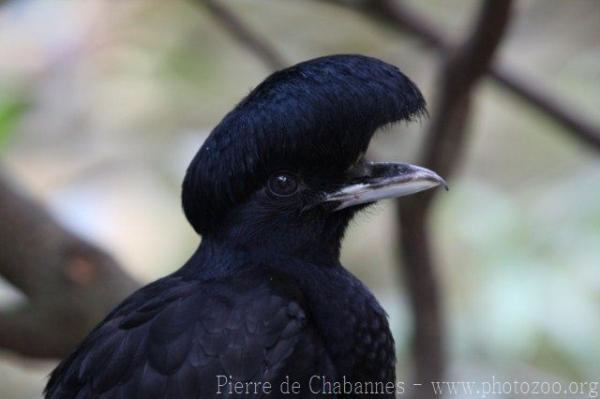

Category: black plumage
[45, 54, 444, 398]
[182, 54, 425, 234]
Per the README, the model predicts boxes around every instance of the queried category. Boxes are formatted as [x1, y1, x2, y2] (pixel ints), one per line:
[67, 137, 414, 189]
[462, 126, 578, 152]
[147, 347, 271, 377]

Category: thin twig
[196, 0, 287, 70]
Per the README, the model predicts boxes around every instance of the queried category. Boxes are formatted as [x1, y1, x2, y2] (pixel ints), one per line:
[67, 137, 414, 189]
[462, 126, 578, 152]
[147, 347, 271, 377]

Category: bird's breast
[296, 265, 397, 385]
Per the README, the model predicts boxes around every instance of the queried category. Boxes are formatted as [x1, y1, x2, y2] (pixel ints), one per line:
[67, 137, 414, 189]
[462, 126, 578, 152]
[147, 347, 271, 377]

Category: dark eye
[267, 172, 299, 197]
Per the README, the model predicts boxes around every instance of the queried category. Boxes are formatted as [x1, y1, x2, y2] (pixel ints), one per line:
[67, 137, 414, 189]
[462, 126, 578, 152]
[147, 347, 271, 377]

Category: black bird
[45, 54, 445, 398]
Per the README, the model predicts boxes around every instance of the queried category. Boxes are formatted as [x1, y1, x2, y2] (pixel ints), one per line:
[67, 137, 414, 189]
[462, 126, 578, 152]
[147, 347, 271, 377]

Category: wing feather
[46, 275, 334, 399]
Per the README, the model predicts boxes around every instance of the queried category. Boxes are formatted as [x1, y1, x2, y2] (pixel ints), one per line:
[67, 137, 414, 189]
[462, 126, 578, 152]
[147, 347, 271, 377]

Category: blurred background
[0, 0, 598, 398]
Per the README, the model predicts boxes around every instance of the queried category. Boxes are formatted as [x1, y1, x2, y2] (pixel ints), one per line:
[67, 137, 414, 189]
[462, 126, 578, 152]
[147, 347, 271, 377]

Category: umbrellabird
[45, 54, 445, 398]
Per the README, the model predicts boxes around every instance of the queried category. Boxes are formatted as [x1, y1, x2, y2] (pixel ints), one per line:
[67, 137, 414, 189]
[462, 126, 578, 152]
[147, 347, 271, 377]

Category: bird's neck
[178, 234, 344, 280]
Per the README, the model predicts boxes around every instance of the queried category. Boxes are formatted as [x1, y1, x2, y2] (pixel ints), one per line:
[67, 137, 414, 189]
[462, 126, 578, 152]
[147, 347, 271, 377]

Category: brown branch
[396, 1, 513, 396]
[324, 0, 600, 151]
[0, 170, 140, 358]
[195, 0, 287, 70]
[492, 64, 600, 149]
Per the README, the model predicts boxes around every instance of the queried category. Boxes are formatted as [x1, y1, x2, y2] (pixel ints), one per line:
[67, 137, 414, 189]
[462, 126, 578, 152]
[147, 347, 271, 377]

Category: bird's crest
[183, 54, 426, 234]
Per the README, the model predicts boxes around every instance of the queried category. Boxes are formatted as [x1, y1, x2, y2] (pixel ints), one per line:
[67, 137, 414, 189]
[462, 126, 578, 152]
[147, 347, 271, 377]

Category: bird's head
[183, 55, 446, 263]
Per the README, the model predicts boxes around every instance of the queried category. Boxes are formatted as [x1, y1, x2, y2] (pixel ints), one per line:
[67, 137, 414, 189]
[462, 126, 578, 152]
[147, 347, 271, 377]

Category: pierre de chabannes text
[217, 375, 600, 397]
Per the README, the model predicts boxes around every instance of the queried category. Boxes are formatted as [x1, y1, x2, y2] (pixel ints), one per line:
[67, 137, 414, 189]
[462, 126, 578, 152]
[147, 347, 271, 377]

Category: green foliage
[0, 93, 28, 152]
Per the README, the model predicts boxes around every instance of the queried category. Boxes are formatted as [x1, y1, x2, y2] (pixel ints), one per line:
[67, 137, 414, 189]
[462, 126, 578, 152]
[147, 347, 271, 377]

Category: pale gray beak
[323, 161, 447, 211]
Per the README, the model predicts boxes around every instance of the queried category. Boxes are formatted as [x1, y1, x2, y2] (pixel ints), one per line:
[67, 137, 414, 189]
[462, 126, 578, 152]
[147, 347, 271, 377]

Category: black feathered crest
[183, 54, 426, 234]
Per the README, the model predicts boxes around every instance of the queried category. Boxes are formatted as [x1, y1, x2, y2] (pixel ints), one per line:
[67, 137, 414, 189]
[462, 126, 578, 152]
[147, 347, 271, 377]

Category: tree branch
[396, 1, 513, 396]
[324, 0, 600, 151]
[0, 170, 140, 358]
[195, 0, 287, 70]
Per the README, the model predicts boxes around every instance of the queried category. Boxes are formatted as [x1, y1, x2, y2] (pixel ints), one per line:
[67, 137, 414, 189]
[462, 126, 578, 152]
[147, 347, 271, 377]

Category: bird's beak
[323, 161, 447, 211]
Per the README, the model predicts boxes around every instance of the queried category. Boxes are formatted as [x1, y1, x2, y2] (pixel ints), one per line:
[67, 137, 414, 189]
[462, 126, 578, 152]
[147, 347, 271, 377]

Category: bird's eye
[267, 173, 299, 197]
